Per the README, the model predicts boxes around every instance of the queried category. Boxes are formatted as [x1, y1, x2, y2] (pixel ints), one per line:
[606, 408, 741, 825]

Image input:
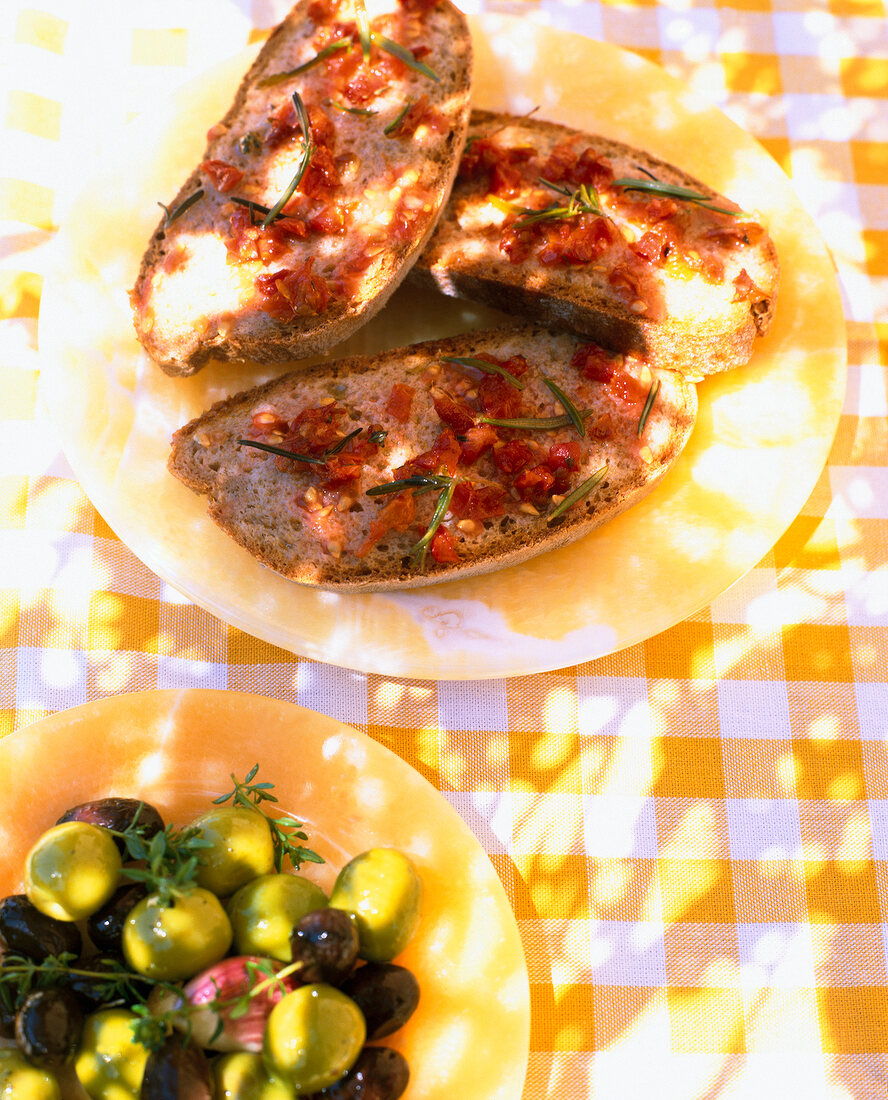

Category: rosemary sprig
[542, 376, 585, 437]
[262, 92, 314, 228]
[490, 180, 605, 228]
[158, 189, 204, 228]
[479, 410, 593, 430]
[371, 32, 440, 82]
[355, 0, 372, 62]
[212, 765, 324, 872]
[328, 100, 377, 117]
[366, 474, 452, 496]
[637, 378, 661, 437]
[540, 178, 606, 217]
[410, 478, 456, 569]
[611, 176, 740, 216]
[442, 355, 524, 391]
[237, 439, 325, 464]
[325, 427, 364, 455]
[230, 196, 272, 219]
[548, 465, 608, 522]
[384, 100, 414, 137]
[258, 38, 351, 85]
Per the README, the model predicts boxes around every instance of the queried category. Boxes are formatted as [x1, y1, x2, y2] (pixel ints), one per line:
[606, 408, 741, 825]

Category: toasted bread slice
[411, 110, 779, 378]
[132, 0, 473, 376]
[169, 324, 697, 590]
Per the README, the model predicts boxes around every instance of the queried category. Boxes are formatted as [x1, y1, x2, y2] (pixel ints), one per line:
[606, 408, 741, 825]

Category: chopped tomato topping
[398, 0, 439, 13]
[406, 428, 462, 477]
[606, 370, 648, 413]
[256, 260, 333, 320]
[538, 215, 614, 266]
[459, 138, 534, 180]
[703, 220, 765, 248]
[459, 423, 498, 466]
[608, 262, 647, 306]
[493, 439, 534, 475]
[308, 202, 347, 235]
[590, 412, 613, 439]
[574, 148, 614, 189]
[540, 141, 578, 182]
[282, 404, 348, 456]
[429, 524, 460, 563]
[631, 230, 670, 264]
[300, 144, 340, 199]
[500, 223, 536, 264]
[385, 382, 415, 423]
[571, 342, 618, 383]
[732, 267, 766, 303]
[202, 159, 244, 193]
[489, 160, 524, 197]
[308, 0, 339, 23]
[357, 491, 416, 558]
[479, 374, 522, 420]
[513, 464, 555, 502]
[433, 391, 475, 434]
[450, 481, 506, 521]
[546, 441, 581, 472]
[226, 207, 294, 265]
[162, 244, 189, 275]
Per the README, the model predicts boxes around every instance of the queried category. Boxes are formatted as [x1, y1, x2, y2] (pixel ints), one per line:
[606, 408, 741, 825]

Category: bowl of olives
[0, 690, 530, 1100]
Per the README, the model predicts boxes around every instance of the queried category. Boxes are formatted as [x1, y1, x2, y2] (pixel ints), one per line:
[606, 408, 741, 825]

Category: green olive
[73, 1008, 150, 1100]
[328, 848, 422, 962]
[262, 984, 365, 1094]
[0, 1049, 60, 1100]
[191, 807, 276, 897]
[122, 887, 232, 981]
[213, 1052, 295, 1100]
[227, 873, 327, 962]
[25, 821, 122, 922]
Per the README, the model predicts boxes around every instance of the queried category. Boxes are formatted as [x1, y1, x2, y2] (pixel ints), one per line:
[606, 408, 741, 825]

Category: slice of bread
[132, 0, 473, 376]
[169, 324, 697, 590]
[411, 110, 780, 378]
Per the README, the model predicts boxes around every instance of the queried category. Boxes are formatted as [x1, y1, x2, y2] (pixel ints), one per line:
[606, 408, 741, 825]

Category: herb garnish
[410, 477, 456, 568]
[548, 465, 608, 522]
[212, 764, 324, 872]
[637, 378, 660, 436]
[366, 474, 452, 496]
[328, 100, 377, 117]
[355, 0, 372, 62]
[230, 196, 273, 224]
[490, 180, 605, 228]
[479, 410, 593, 430]
[237, 426, 368, 465]
[384, 100, 414, 137]
[239, 131, 262, 155]
[542, 376, 585, 437]
[119, 823, 214, 906]
[612, 176, 740, 216]
[259, 39, 351, 86]
[158, 188, 204, 228]
[442, 355, 525, 391]
[262, 92, 314, 228]
[371, 33, 440, 81]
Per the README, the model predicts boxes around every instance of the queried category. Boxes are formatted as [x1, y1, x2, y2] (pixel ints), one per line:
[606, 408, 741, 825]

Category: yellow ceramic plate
[37, 17, 846, 679]
[0, 689, 529, 1100]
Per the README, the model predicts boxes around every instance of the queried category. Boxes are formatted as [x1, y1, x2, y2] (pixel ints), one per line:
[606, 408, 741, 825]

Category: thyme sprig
[119, 823, 214, 906]
[612, 176, 740, 216]
[637, 378, 661, 437]
[158, 189, 204, 228]
[212, 765, 323, 872]
[548, 465, 608, 522]
[262, 92, 314, 228]
[442, 355, 524, 391]
[0, 953, 155, 1020]
[542, 376, 585, 437]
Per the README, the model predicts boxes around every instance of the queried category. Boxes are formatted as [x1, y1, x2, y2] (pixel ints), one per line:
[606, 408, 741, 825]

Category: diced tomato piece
[345, 68, 389, 105]
[574, 148, 614, 189]
[546, 441, 581, 472]
[357, 491, 416, 558]
[500, 223, 536, 264]
[590, 412, 613, 439]
[226, 206, 293, 264]
[273, 215, 310, 238]
[703, 220, 764, 248]
[399, 0, 439, 13]
[459, 138, 534, 180]
[608, 262, 648, 306]
[255, 259, 332, 320]
[450, 481, 506, 521]
[429, 524, 460, 563]
[571, 341, 618, 383]
[606, 370, 648, 413]
[562, 215, 615, 264]
[493, 439, 534, 474]
[308, 0, 339, 23]
[433, 392, 475, 434]
[513, 464, 555, 502]
[490, 160, 524, 197]
[202, 159, 244, 193]
[540, 141, 578, 182]
[407, 428, 462, 477]
[631, 230, 669, 264]
[385, 382, 415, 423]
[459, 423, 498, 466]
[479, 374, 522, 420]
[283, 403, 348, 456]
[308, 202, 347, 235]
[732, 267, 765, 303]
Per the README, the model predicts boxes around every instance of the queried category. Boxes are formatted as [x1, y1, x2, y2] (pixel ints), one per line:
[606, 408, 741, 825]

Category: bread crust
[132, 0, 473, 376]
[169, 324, 697, 591]
[412, 110, 780, 378]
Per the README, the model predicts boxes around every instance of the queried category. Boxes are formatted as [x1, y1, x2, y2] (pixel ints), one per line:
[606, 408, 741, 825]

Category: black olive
[0, 894, 82, 962]
[140, 1036, 213, 1100]
[339, 963, 420, 1040]
[56, 798, 164, 849]
[304, 1047, 410, 1100]
[290, 907, 360, 986]
[14, 987, 83, 1067]
[87, 884, 147, 954]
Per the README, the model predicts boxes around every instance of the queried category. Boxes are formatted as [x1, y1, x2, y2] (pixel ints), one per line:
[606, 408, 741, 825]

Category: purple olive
[339, 964, 419, 1040]
[56, 798, 164, 849]
[290, 907, 360, 986]
[140, 1036, 213, 1100]
[304, 1047, 410, 1100]
[0, 894, 82, 962]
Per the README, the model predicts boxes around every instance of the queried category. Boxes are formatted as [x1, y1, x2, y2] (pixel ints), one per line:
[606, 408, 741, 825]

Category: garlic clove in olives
[213, 1051, 296, 1100]
[228, 873, 328, 962]
[328, 849, 422, 963]
[24, 822, 122, 922]
[74, 1008, 150, 1100]
[191, 807, 276, 897]
[122, 887, 232, 982]
[262, 984, 365, 1095]
[0, 1048, 61, 1100]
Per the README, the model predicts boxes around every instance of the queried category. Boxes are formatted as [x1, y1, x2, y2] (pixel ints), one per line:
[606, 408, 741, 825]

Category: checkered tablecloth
[2, 0, 887, 1096]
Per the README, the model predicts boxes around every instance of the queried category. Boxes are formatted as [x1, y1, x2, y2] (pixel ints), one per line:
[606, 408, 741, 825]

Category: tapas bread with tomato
[168, 325, 697, 590]
[131, 0, 473, 377]
[412, 110, 780, 378]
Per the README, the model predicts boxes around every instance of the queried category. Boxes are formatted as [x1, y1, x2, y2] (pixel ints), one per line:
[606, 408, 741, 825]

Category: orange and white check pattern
[2, 1, 888, 1097]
